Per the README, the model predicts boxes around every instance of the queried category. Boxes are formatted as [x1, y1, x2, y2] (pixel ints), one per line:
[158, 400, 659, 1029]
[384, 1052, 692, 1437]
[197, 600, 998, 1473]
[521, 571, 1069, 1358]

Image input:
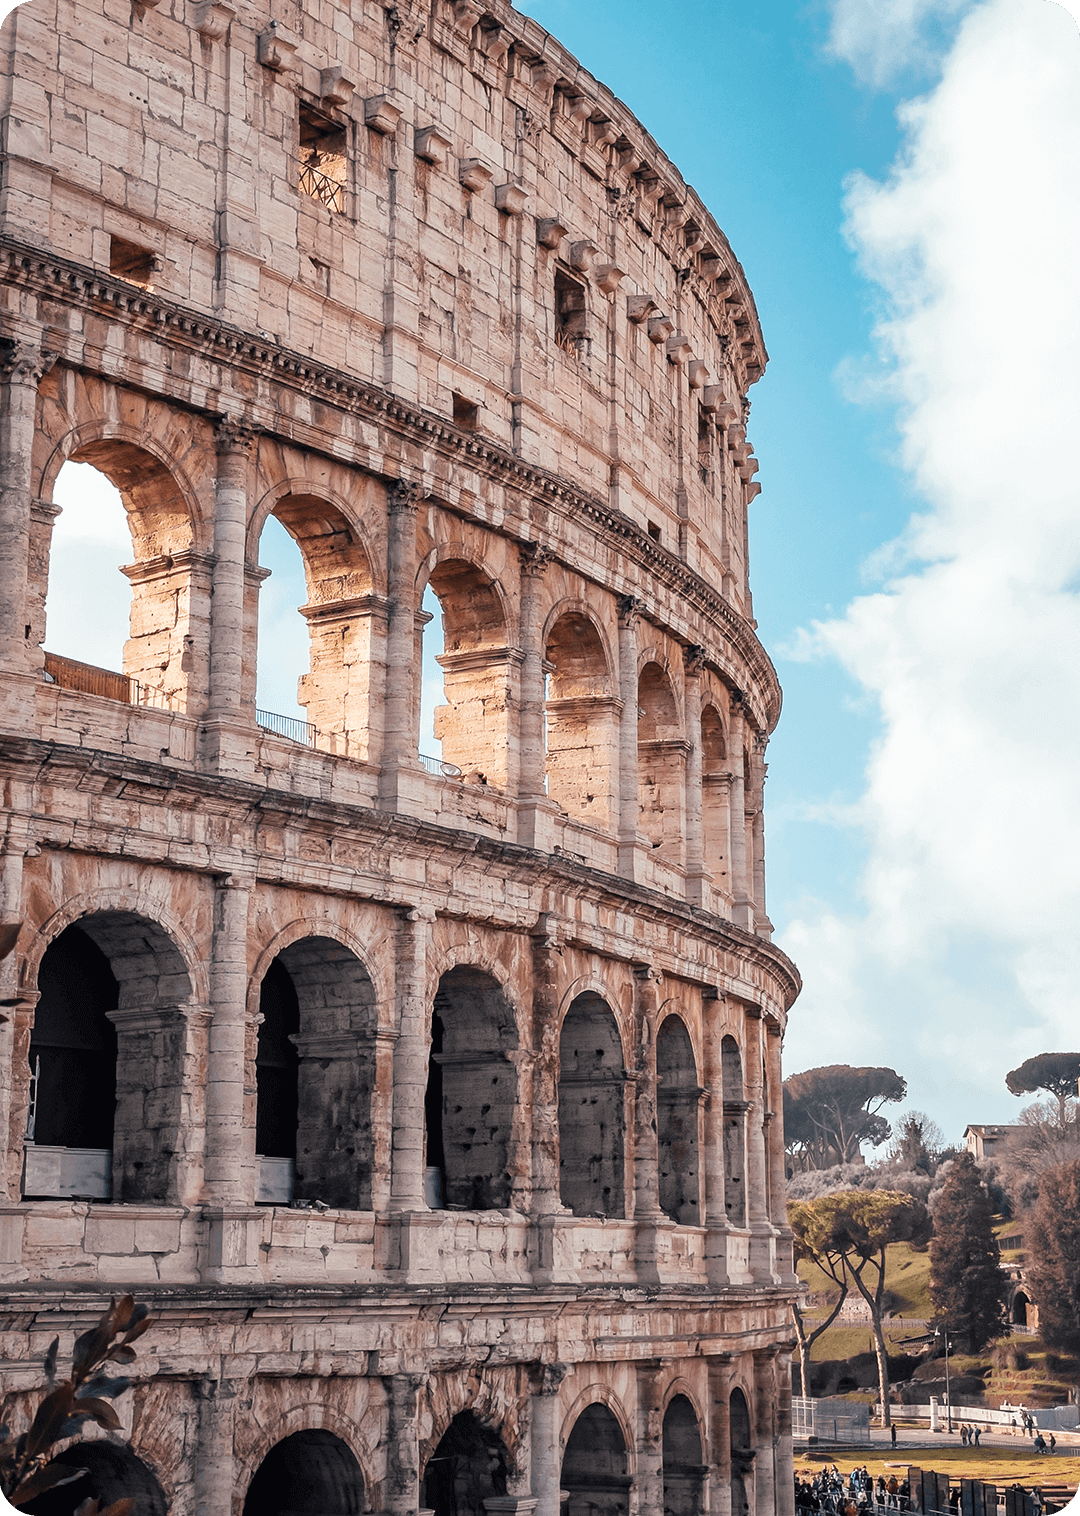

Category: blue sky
[43, 0, 1080, 1152]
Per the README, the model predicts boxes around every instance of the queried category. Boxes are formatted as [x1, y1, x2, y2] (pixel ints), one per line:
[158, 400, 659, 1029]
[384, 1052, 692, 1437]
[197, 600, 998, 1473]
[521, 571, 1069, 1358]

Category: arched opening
[256, 494, 375, 755]
[23, 1441, 167, 1516]
[242, 1430, 365, 1516]
[255, 937, 378, 1209]
[656, 1017, 701, 1226]
[700, 703, 730, 893]
[637, 661, 686, 860]
[256, 512, 311, 734]
[1012, 1291, 1030, 1328]
[561, 1403, 630, 1516]
[420, 1410, 508, 1516]
[420, 583, 447, 763]
[40, 442, 198, 712]
[425, 559, 512, 787]
[25, 925, 117, 1200]
[663, 1395, 705, 1516]
[558, 993, 626, 1218]
[25, 910, 194, 1203]
[424, 967, 520, 1211]
[544, 612, 617, 830]
[730, 1387, 753, 1516]
[721, 1035, 747, 1226]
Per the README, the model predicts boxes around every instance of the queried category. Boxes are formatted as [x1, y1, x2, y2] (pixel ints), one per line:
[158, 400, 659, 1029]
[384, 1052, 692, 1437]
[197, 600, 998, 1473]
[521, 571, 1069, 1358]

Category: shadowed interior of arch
[420, 1410, 508, 1516]
[721, 1035, 747, 1227]
[730, 1386, 753, 1516]
[638, 661, 685, 859]
[557, 993, 626, 1218]
[656, 1016, 701, 1226]
[663, 1394, 706, 1516]
[24, 1440, 167, 1516]
[701, 702, 730, 892]
[544, 612, 615, 828]
[242, 1429, 365, 1516]
[560, 1403, 630, 1516]
[423, 558, 511, 786]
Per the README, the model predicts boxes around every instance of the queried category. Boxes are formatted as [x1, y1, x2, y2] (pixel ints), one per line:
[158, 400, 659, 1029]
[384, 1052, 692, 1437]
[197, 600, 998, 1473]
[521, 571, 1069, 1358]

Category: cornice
[0, 239, 782, 733]
[0, 735, 801, 1008]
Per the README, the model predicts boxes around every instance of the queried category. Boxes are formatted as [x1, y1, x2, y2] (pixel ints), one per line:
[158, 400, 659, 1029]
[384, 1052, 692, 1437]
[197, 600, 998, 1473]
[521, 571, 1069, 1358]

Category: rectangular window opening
[647, 521, 662, 544]
[452, 392, 479, 430]
[299, 101, 348, 213]
[554, 268, 588, 356]
[110, 236, 158, 288]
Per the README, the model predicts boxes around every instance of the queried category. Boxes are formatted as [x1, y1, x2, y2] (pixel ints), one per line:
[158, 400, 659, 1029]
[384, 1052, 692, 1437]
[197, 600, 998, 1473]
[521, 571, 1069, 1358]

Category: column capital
[0, 338, 57, 385]
[213, 417, 258, 455]
[388, 477, 422, 513]
[683, 643, 707, 676]
[402, 901, 436, 924]
[520, 541, 556, 576]
[618, 593, 646, 628]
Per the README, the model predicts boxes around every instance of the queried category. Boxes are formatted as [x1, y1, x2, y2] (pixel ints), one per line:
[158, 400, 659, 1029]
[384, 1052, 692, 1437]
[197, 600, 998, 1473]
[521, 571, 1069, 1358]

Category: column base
[0, 667, 40, 734]
[197, 716, 260, 780]
[201, 1206, 265, 1282]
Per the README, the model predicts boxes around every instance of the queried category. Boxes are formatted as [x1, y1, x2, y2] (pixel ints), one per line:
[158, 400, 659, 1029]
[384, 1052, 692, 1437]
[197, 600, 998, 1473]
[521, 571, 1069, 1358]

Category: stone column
[701, 990, 729, 1285]
[0, 822, 30, 1204]
[752, 1349, 778, 1516]
[201, 421, 256, 774]
[774, 1349, 796, 1516]
[203, 874, 253, 1207]
[617, 595, 644, 879]
[763, 1021, 786, 1226]
[194, 1375, 238, 1516]
[748, 732, 773, 938]
[703, 772, 733, 914]
[728, 707, 753, 930]
[636, 1360, 667, 1516]
[632, 963, 665, 1281]
[389, 903, 434, 1214]
[0, 338, 53, 726]
[683, 646, 707, 904]
[744, 1008, 775, 1282]
[707, 1355, 735, 1516]
[517, 544, 554, 849]
[530, 1363, 568, 1516]
[382, 1372, 426, 1516]
[379, 480, 421, 812]
[529, 913, 563, 1218]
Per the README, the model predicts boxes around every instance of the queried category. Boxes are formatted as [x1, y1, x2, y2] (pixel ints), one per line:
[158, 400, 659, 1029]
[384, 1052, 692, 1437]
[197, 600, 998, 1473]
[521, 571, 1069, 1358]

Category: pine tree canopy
[928, 1153, 1009, 1353]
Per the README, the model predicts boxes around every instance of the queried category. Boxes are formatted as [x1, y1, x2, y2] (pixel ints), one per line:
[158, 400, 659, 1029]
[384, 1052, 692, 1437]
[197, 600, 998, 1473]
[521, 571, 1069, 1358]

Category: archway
[663, 1395, 705, 1516]
[425, 559, 512, 787]
[721, 1035, 747, 1226]
[656, 1017, 701, 1226]
[700, 703, 730, 893]
[242, 1430, 365, 1516]
[424, 967, 519, 1211]
[23, 1440, 167, 1516]
[558, 993, 626, 1218]
[637, 661, 685, 861]
[420, 1410, 508, 1516]
[1012, 1291, 1030, 1328]
[561, 1403, 630, 1516]
[255, 936, 378, 1209]
[26, 909, 194, 1203]
[730, 1387, 753, 1516]
[544, 612, 617, 829]
[40, 440, 198, 711]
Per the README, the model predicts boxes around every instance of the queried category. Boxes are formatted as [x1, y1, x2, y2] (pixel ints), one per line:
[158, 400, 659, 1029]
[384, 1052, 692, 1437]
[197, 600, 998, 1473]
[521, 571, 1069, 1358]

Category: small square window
[299, 102, 348, 213]
[452, 393, 479, 430]
[110, 236, 158, 288]
[554, 268, 588, 356]
[647, 522, 662, 544]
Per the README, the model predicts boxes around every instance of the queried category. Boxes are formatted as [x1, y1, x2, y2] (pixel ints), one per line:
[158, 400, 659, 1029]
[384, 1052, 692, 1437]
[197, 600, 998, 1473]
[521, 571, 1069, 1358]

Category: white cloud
[783, 0, 1080, 1126]
[827, 0, 975, 88]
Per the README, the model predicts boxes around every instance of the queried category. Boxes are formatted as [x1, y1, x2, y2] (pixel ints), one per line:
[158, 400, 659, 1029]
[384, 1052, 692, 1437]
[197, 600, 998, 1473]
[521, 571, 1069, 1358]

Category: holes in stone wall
[663, 1395, 705, 1516]
[558, 993, 626, 1218]
[425, 967, 519, 1211]
[561, 1404, 630, 1516]
[242, 1430, 365, 1516]
[421, 1412, 508, 1516]
[656, 1016, 701, 1227]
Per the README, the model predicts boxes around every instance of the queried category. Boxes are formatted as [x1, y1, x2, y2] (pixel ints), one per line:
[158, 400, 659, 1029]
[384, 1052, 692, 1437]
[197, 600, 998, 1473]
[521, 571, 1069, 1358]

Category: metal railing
[256, 708, 319, 746]
[43, 652, 176, 710]
[792, 1396, 872, 1444]
[298, 158, 345, 212]
[419, 751, 463, 778]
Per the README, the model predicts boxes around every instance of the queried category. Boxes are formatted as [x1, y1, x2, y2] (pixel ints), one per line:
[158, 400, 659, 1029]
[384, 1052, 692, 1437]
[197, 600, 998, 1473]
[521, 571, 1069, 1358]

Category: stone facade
[0, 0, 801, 1512]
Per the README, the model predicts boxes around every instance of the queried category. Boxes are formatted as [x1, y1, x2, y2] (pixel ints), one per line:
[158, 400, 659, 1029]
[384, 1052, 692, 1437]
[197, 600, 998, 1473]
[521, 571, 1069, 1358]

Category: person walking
[891, 1424, 897, 1449]
[1049, 1434, 1056, 1453]
[960, 1425, 969, 1446]
[973, 1427, 981, 1448]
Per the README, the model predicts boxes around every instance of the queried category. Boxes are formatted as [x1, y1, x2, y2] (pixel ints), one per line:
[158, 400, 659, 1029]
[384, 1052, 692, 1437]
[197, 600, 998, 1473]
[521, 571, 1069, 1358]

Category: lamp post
[934, 1326, 953, 1433]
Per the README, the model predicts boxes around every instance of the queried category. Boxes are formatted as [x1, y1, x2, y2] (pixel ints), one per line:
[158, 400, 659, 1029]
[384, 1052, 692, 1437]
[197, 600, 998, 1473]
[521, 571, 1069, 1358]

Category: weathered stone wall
[0, 0, 798, 1511]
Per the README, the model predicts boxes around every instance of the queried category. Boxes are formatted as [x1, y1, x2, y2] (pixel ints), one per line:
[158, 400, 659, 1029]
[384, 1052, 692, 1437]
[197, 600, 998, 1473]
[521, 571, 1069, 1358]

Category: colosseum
[0, 0, 801, 1510]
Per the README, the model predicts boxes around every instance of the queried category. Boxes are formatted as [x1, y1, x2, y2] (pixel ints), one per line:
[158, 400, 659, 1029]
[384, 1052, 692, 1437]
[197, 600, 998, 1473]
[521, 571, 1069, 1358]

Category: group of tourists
[794, 1464, 912, 1514]
[958, 1424, 982, 1446]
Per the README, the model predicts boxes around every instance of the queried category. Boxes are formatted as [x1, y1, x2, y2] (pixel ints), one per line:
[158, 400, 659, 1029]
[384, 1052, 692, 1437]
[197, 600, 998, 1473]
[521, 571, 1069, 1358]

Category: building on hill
[0, 2, 800, 1513]
[964, 1124, 1025, 1159]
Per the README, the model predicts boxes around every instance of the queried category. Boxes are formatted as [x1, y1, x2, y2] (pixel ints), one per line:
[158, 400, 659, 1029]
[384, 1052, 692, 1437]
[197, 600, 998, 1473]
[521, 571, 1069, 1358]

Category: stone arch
[638, 660, 687, 860]
[544, 605, 618, 829]
[700, 700, 731, 894]
[236, 1402, 374, 1507]
[721, 1035, 747, 1226]
[421, 554, 514, 787]
[242, 1429, 366, 1516]
[252, 486, 378, 754]
[558, 991, 627, 1218]
[36, 423, 207, 710]
[729, 1385, 754, 1516]
[30, 1440, 168, 1516]
[425, 965, 520, 1211]
[420, 1409, 509, 1516]
[1012, 1289, 1031, 1328]
[663, 1392, 705, 1516]
[24, 905, 196, 1205]
[656, 1015, 701, 1227]
[253, 933, 379, 1209]
[561, 1400, 631, 1516]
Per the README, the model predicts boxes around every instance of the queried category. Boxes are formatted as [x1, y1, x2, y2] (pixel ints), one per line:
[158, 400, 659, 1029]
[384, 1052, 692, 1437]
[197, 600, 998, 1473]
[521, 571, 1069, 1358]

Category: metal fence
[44, 652, 175, 710]
[792, 1397, 872, 1444]
[255, 708, 319, 746]
[418, 752, 463, 778]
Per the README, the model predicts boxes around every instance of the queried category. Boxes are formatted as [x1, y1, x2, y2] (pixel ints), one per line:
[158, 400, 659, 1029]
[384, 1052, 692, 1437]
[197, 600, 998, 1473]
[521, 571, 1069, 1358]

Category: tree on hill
[788, 1188, 931, 1425]
[788, 1199, 852, 1397]
[928, 1152, 1009, 1352]
[887, 1112, 945, 1175]
[784, 1065, 907, 1169]
[1006, 1053, 1080, 1125]
[1025, 1157, 1080, 1356]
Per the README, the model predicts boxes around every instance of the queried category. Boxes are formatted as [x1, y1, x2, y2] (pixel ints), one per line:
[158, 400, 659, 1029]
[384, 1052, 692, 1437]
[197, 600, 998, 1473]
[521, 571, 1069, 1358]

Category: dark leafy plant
[0, 1293, 155, 1513]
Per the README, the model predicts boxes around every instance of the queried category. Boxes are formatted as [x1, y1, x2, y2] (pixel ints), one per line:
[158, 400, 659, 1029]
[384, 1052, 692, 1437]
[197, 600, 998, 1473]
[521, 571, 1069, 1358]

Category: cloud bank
[783, 0, 1080, 1131]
